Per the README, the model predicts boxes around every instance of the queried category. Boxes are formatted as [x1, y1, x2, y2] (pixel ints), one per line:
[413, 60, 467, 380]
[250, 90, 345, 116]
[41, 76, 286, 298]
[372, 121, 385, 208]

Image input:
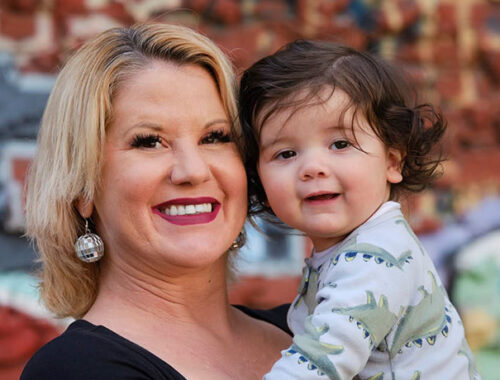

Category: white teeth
[162, 203, 213, 216]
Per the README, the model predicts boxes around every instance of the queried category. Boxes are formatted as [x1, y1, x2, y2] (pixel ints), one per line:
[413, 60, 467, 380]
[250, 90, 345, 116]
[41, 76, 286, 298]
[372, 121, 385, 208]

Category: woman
[21, 23, 291, 379]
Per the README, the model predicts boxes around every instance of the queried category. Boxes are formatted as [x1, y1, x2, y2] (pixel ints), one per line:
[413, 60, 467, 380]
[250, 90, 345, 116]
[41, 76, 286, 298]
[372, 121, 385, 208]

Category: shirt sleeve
[264, 244, 416, 380]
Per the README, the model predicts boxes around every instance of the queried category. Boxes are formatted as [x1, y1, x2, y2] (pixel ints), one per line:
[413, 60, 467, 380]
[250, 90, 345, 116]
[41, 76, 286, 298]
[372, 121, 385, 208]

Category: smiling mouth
[153, 197, 220, 226]
[305, 193, 339, 201]
[160, 203, 213, 216]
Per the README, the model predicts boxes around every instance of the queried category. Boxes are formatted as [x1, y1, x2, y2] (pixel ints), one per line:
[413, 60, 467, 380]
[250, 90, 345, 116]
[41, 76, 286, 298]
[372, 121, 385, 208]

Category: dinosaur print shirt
[264, 202, 480, 380]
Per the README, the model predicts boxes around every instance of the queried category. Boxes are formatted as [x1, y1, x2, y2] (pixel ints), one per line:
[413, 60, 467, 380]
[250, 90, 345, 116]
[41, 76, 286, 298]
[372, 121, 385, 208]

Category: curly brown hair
[239, 40, 446, 218]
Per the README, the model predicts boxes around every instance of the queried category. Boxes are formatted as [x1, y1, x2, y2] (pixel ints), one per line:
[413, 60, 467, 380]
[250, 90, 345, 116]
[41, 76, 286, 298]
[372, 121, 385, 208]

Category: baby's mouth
[305, 193, 339, 201]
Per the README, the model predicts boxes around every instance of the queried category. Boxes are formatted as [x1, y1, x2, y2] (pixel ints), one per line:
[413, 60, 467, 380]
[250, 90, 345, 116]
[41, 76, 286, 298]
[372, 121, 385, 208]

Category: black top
[21, 304, 291, 380]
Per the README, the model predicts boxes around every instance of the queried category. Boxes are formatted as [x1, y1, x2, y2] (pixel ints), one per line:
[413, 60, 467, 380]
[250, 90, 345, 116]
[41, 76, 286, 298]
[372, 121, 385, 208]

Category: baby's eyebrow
[259, 134, 284, 152]
[326, 125, 347, 132]
[260, 125, 346, 150]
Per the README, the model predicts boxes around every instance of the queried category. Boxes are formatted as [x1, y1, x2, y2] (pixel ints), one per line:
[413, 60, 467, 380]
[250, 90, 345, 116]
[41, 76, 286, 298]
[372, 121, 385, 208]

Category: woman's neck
[84, 254, 234, 335]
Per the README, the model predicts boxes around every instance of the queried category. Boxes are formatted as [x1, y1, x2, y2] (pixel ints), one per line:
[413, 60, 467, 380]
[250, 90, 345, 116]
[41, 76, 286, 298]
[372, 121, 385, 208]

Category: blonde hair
[25, 23, 239, 318]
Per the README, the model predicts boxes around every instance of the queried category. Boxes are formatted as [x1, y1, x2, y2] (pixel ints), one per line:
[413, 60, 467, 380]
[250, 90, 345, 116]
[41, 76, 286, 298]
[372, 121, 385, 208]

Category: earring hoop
[74, 219, 104, 263]
[230, 231, 246, 250]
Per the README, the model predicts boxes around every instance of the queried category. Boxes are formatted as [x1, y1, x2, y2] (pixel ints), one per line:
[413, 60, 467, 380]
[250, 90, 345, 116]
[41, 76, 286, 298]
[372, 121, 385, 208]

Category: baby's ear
[75, 197, 94, 219]
[386, 148, 403, 184]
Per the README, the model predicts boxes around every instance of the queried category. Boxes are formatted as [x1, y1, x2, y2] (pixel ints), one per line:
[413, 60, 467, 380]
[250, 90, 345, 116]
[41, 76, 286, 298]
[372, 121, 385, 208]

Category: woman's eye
[276, 150, 296, 160]
[330, 140, 351, 150]
[202, 130, 231, 144]
[131, 134, 163, 149]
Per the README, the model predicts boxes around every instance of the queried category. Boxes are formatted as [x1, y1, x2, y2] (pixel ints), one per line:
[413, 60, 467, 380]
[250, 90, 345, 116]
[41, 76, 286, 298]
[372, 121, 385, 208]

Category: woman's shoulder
[21, 319, 184, 380]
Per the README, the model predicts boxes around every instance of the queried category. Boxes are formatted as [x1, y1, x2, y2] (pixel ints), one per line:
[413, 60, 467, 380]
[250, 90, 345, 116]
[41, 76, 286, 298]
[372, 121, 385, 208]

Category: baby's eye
[330, 140, 351, 150]
[276, 150, 296, 160]
[131, 134, 163, 149]
[202, 129, 231, 144]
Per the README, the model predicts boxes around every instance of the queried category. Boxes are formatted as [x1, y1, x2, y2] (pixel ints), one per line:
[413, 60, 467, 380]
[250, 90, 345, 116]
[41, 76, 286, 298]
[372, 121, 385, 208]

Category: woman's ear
[75, 197, 94, 219]
[386, 148, 403, 184]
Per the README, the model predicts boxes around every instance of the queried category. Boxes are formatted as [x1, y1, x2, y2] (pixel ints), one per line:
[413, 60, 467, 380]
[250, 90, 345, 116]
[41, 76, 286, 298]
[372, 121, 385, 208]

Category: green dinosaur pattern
[332, 234, 413, 270]
[395, 219, 426, 256]
[293, 265, 320, 314]
[277, 206, 475, 380]
[390, 271, 448, 357]
[366, 372, 384, 380]
[290, 315, 344, 379]
[411, 371, 421, 380]
[332, 291, 400, 347]
[458, 337, 480, 379]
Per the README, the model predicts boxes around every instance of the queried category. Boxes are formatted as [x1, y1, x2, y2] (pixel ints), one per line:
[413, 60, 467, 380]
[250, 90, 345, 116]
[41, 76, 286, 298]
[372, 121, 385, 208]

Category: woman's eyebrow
[204, 118, 230, 129]
[123, 119, 230, 135]
[124, 122, 163, 134]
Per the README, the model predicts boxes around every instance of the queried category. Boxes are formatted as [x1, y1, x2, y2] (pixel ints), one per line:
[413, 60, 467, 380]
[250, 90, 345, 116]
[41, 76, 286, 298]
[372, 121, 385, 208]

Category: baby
[239, 40, 480, 380]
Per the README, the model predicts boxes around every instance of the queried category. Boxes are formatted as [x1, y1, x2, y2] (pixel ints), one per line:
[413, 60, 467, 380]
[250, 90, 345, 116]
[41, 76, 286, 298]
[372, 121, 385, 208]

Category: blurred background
[0, 0, 499, 379]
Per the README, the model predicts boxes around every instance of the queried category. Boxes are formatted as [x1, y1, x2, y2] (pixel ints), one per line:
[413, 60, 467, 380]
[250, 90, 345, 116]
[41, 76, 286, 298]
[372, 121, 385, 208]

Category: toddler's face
[257, 88, 403, 251]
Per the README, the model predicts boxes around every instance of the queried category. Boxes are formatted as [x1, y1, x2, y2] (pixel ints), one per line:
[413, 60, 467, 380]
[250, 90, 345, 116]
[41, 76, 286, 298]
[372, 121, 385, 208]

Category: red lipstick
[152, 197, 220, 226]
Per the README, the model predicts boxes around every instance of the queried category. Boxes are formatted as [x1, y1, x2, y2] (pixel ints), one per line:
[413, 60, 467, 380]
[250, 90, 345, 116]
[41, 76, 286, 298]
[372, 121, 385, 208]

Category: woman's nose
[299, 151, 330, 181]
[169, 144, 211, 185]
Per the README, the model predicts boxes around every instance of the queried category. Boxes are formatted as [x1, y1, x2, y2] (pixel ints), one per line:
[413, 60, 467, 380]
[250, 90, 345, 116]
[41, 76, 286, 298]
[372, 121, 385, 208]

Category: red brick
[297, 0, 347, 21]
[188, 0, 241, 24]
[433, 37, 458, 67]
[396, 43, 422, 63]
[0, 326, 40, 363]
[435, 68, 461, 100]
[295, 0, 362, 42]
[229, 276, 301, 309]
[0, 307, 60, 380]
[0, 9, 35, 40]
[99, 2, 134, 25]
[21, 49, 61, 73]
[454, 150, 500, 184]
[323, 24, 368, 50]
[404, 65, 427, 88]
[470, 3, 490, 29]
[377, 0, 420, 33]
[254, 0, 289, 19]
[0, 307, 60, 364]
[11, 158, 30, 183]
[2, 0, 38, 13]
[479, 37, 500, 82]
[318, 0, 350, 14]
[437, 3, 457, 36]
[53, 0, 87, 17]
[186, 0, 211, 12]
[474, 71, 494, 100]
[207, 25, 261, 70]
[210, 23, 298, 71]
[213, 0, 241, 24]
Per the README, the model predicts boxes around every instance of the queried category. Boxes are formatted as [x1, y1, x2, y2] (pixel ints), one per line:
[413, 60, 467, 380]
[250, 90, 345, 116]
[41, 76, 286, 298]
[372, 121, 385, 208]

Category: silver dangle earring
[74, 219, 104, 263]
[230, 231, 246, 250]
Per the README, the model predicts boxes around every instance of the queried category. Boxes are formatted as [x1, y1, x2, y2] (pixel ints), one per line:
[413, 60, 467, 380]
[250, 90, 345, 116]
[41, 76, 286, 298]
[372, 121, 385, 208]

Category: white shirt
[264, 202, 480, 380]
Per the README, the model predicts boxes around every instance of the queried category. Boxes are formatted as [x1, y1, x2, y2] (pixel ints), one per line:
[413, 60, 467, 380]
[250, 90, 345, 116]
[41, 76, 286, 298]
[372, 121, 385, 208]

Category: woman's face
[92, 62, 247, 271]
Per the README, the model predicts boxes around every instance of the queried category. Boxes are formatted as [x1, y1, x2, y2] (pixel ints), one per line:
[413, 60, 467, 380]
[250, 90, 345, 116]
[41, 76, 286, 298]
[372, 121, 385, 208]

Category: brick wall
[1, 0, 498, 214]
[1, 0, 499, 295]
[0, 2, 499, 376]
[0, 306, 61, 380]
